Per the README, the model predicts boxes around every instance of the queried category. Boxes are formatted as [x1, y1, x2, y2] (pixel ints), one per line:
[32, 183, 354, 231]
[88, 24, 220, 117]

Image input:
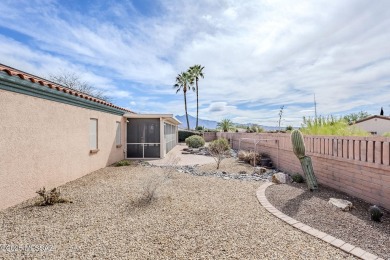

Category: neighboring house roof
[354, 115, 390, 124]
[0, 64, 134, 114]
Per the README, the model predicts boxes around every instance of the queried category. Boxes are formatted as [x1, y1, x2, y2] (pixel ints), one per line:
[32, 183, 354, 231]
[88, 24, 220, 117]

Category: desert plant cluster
[35, 187, 72, 206]
[115, 160, 131, 167]
[238, 150, 261, 165]
[300, 116, 370, 136]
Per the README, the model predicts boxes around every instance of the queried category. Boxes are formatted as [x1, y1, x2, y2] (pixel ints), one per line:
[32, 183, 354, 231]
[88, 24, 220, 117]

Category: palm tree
[217, 119, 234, 132]
[188, 65, 204, 129]
[174, 72, 193, 130]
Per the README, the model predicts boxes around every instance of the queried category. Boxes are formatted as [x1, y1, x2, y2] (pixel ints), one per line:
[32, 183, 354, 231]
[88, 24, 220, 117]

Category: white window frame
[116, 121, 121, 147]
[90, 118, 98, 152]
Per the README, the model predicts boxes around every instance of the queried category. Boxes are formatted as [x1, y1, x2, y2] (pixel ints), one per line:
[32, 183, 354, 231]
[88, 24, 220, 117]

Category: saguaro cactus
[291, 130, 318, 191]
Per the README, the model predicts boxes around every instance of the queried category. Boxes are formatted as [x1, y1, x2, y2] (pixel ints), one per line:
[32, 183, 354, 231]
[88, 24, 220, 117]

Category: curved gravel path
[0, 164, 355, 259]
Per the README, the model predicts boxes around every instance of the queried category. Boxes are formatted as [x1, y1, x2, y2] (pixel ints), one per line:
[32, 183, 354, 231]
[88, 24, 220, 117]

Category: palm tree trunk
[196, 78, 199, 129]
[184, 91, 190, 130]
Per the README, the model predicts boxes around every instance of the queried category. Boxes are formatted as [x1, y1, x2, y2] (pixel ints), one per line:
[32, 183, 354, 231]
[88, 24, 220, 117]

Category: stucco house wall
[0, 65, 132, 210]
[353, 116, 390, 135]
[0, 89, 127, 209]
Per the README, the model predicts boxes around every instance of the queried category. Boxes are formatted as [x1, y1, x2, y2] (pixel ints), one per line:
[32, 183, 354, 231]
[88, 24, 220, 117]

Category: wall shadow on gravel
[280, 189, 315, 217]
[278, 183, 389, 234]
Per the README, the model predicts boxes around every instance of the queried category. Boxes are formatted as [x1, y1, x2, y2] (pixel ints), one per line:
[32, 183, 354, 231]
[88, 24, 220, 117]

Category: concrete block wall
[203, 132, 217, 142]
[217, 132, 390, 210]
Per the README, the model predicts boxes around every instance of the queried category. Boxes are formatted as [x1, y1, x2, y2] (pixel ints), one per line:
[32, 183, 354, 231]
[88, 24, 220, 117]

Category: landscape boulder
[328, 198, 353, 211]
[272, 172, 289, 184]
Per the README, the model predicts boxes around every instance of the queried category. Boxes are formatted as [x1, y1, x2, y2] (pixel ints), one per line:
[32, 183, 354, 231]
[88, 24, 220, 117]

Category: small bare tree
[208, 138, 231, 169]
[49, 71, 111, 101]
[162, 154, 181, 179]
[131, 155, 180, 207]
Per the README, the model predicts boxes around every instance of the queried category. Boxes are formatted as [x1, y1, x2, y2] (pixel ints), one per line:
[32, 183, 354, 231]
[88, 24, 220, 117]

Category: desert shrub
[162, 154, 180, 179]
[185, 135, 205, 148]
[291, 173, 304, 183]
[115, 160, 131, 167]
[208, 138, 230, 169]
[383, 132, 390, 137]
[131, 178, 161, 207]
[179, 130, 200, 142]
[35, 187, 71, 206]
[195, 126, 204, 131]
[238, 150, 248, 161]
[286, 125, 293, 131]
[238, 150, 260, 165]
[301, 116, 370, 136]
[131, 157, 180, 207]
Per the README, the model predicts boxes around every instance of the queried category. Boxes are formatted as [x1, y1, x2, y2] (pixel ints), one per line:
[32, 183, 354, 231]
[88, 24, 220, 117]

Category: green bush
[178, 130, 200, 142]
[291, 173, 304, 183]
[195, 126, 204, 131]
[185, 135, 205, 148]
[209, 138, 230, 153]
[115, 160, 131, 167]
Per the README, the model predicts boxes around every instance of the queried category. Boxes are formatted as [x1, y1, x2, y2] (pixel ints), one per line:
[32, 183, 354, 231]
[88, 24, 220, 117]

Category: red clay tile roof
[0, 64, 134, 113]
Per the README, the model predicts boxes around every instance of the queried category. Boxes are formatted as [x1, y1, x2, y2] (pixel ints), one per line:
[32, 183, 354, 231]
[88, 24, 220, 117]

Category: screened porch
[124, 114, 180, 159]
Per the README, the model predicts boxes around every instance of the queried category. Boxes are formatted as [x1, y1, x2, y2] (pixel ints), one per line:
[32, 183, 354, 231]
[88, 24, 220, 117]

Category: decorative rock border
[256, 182, 383, 260]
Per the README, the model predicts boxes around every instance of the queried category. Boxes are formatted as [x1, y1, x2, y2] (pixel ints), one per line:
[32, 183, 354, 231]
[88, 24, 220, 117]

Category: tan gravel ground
[147, 143, 215, 166]
[266, 183, 390, 259]
[197, 157, 256, 174]
[0, 164, 355, 259]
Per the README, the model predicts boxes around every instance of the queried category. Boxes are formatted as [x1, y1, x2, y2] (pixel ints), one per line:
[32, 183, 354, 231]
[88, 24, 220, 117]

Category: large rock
[328, 198, 353, 211]
[272, 172, 288, 184]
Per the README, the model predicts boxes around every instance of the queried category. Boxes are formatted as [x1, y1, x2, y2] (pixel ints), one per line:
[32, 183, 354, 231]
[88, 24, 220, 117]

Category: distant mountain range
[175, 114, 283, 131]
[176, 115, 218, 129]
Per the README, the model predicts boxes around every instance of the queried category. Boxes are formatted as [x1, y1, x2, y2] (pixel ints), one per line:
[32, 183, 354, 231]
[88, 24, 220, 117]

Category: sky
[0, 0, 389, 127]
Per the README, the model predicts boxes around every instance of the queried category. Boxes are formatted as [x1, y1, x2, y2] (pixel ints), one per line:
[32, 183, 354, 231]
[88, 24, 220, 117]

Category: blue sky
[0, 0, 389, 127]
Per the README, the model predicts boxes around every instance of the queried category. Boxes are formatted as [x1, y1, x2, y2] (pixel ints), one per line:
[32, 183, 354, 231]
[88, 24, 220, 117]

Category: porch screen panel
[127, 118, 160, 158]
[127, 144, 143, 158]
[164, 123, 176, 154]
[144, 144, 160, 157]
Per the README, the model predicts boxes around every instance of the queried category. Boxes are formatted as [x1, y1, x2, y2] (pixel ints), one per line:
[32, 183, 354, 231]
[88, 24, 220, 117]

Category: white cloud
[0, 0, 389, 126]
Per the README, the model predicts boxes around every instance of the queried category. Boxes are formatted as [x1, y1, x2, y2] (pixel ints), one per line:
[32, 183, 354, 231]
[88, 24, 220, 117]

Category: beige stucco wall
[354, 118, 390, 135]
[0, 89, 126, 210]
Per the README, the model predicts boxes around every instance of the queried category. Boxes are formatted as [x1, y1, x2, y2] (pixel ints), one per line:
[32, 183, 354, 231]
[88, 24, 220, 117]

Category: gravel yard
[0, 162, 355, 259]
[266, 183, 390, 259]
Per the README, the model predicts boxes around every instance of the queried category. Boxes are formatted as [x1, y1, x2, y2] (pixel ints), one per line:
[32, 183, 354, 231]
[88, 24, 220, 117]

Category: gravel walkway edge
[257, 182, 383, 260]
